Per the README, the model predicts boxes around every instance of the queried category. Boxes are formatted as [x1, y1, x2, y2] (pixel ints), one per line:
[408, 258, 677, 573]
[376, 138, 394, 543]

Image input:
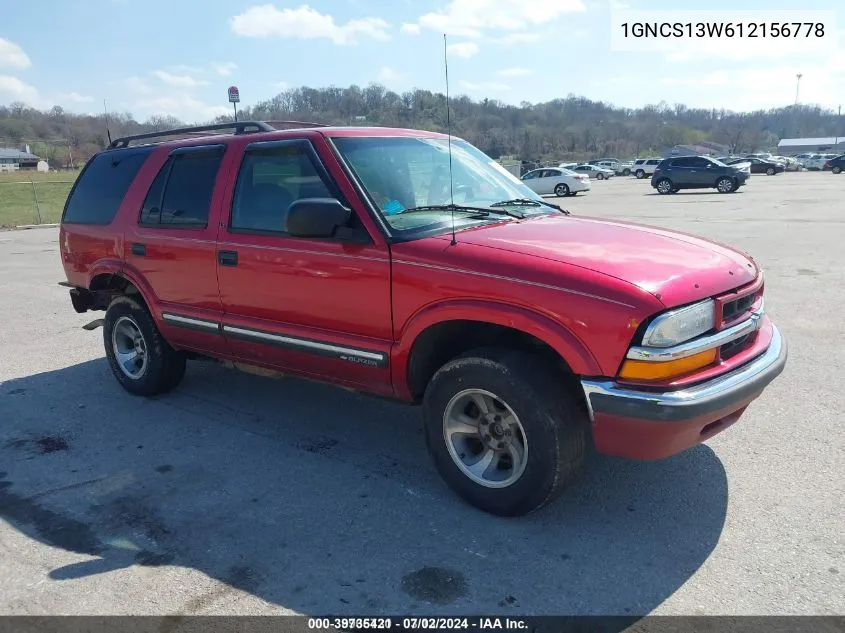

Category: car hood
[457, 214, 759, 307]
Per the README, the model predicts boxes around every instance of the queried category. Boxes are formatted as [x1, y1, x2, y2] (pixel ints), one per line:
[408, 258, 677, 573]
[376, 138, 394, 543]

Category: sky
[0, 0, 843, 122]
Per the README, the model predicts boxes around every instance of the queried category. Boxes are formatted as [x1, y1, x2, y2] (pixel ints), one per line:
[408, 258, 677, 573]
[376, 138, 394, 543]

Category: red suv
[59, 122, 787, 516]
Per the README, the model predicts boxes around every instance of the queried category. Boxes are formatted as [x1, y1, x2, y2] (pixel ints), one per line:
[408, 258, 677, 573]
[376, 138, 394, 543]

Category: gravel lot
[1, 171, 842, 616]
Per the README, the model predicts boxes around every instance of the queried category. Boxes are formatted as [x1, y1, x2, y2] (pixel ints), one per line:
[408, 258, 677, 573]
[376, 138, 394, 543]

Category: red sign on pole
[228, 86, 240, 103]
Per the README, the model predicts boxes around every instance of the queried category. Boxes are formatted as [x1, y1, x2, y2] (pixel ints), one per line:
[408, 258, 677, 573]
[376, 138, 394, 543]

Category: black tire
[716, 176, 735, 193]
[596, 173, 605, 180]
[656, 178, 674, 195]
[671, 187, 680, 193]
[422, 348, 586, 516]
[103, 296, 186, 397]
[766, 167, 775, 175]
[622, 168, 631, 176]
[635, 169, 645, 179]
[833, 166, 842, 174]
[554, 183, 570, 197]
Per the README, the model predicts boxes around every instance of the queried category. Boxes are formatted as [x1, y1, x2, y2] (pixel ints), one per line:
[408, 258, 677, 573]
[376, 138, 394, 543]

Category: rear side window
[139, 146, 224, 228]
[63, 148, 153, 224]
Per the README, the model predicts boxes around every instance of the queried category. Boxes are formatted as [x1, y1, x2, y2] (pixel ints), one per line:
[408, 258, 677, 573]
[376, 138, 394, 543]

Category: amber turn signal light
[619, 348, 718, 381]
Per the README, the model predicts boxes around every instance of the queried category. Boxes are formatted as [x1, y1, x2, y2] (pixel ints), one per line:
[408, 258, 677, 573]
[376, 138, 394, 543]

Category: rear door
[125, 144, 229, 354]
[215, 136, 393, 395]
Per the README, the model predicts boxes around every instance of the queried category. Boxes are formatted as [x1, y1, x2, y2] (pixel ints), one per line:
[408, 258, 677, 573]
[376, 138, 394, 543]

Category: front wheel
[635, 169, 645, 179]
[716, 176, 735, 193]
[622, 168, 631, 176]
[833, 166, 842, 174]
[104, 296, 186, 396]
[423, 348, 586, 516]
[766, 167, 775, 175]
[554, 183, 570, 197]
[596, 173, 605, 180]
[656, 178, 673, 194]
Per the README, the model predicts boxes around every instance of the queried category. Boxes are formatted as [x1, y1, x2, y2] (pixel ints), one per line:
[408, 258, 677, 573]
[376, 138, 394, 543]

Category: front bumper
[581, 326, 787, 460]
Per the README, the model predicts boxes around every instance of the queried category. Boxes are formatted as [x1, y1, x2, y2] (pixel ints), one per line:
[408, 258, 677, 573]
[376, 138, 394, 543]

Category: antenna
[103, 99, 112, 145]
[444, 33, 456, 245]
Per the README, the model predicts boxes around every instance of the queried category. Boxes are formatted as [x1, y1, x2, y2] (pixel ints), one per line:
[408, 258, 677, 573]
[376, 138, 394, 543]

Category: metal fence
[0, 180, 75, 228]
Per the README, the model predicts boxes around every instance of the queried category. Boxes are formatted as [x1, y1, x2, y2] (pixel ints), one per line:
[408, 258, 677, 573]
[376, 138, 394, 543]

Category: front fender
[391, 299, 601, 400]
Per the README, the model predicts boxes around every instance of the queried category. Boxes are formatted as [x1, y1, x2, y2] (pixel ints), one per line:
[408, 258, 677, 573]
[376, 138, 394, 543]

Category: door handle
[131, 243, 146, 257]
[218, 250, 238, 267]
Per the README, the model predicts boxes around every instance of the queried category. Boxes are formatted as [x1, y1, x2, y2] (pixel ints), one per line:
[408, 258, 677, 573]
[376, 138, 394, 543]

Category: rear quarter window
[63, 147, 153, 224]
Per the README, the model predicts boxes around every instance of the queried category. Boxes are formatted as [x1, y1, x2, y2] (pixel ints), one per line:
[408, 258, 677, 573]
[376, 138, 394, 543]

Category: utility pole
[795, 73, 802, 106]
[836, 105, 841, 148]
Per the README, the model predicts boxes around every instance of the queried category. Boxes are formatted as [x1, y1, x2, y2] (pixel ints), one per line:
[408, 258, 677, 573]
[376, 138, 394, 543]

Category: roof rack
[264, 120, 330, 129]
[108, 120, 276, 149]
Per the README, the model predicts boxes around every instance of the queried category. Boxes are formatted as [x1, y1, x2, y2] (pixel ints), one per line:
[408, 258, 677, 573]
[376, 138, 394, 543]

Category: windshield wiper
[490, 198, 570, 215]
[399, 204, 525, 219]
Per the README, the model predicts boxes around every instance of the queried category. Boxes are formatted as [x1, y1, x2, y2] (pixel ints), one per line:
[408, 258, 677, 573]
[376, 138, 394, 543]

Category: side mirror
[286, 198, 351, 238]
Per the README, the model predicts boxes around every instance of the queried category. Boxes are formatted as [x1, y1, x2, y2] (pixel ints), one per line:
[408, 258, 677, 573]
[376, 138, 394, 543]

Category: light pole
[836, 105, 841, 147]
[795, 73, 802, 106]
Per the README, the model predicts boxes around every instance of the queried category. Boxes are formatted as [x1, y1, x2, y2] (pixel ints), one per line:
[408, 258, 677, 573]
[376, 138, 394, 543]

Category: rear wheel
[656, 178, 673, 194]
[423, 348, 586, 516]
[104, 296, 186, 396]
[635, 169, 645, 179]
[716, 176, 735, 193]
[596, 173, 605, 180]
[766, 167, 775, 175]
[622, 168, 631, 176]
[554, 183, 570, 197]
[833, 166, 842, 174]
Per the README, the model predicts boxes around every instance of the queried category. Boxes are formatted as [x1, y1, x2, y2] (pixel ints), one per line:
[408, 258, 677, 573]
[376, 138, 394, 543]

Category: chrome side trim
[628, 305, 764, 362]
[581, 326, 787, 423]
[222, 325, 388, 368]
[162, 313, 221, 333]
[392, 260, 636, 308]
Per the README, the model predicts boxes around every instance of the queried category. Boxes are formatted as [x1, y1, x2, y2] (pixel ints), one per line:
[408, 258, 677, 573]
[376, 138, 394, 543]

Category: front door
[215, 137, 393, 396]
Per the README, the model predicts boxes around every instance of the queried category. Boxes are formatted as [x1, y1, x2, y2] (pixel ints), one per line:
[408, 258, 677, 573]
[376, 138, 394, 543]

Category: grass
[0, 171, 80, 227]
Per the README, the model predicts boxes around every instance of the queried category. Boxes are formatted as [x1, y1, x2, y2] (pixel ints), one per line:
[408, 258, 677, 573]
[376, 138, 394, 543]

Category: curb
[12, 223, 60, 230]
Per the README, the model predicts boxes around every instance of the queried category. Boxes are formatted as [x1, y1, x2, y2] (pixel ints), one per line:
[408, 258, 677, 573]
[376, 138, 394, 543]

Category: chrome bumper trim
[581, 326, 787, 423]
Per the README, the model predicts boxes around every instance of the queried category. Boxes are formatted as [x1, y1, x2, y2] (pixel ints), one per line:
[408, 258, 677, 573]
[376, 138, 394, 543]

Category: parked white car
[570, 164, 615, 180]
[521, 167, 591, 196]
[632, 158, 663, 178]
[802, 154, 831, 170]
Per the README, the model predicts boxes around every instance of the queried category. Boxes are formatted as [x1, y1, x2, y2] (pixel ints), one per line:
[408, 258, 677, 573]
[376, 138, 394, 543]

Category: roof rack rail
[108, 120, 276, 149]
[263, 120, 330, 129]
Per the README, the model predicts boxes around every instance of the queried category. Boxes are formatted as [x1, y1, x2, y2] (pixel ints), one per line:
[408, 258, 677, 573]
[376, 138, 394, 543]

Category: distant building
[777, 137, 845, 155]
[660, 142, 729, 158]
[0, 148, 41, 172]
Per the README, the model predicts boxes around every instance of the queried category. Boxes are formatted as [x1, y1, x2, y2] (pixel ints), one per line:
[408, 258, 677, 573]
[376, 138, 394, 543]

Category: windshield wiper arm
[490, 198, 570, 215]
[399, 204, 525, 219]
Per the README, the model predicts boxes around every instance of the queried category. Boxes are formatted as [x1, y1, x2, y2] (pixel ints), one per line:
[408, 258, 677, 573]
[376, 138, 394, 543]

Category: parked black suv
[651, 155, 749, 194]
[824, 155, 844, 174]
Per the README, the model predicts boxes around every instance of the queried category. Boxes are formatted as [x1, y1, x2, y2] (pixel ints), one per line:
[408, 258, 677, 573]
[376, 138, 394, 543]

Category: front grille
[722, 293, 756, 322]
[720, 332, 754, 359]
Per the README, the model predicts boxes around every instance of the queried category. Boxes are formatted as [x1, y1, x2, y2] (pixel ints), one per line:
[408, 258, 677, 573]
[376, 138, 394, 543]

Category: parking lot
[0, 171, 842, 615]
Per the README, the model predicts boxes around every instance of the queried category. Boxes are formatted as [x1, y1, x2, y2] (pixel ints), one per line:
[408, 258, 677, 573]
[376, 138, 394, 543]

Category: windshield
[332, 136, 550, 239]
[709, 157, 727, 167]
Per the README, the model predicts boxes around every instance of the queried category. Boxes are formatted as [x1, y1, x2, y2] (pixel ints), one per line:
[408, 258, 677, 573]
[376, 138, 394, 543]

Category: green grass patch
[0, 171, 80, 227]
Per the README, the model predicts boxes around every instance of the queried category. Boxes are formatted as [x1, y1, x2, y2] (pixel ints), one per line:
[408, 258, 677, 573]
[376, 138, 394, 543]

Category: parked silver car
[570, 163, 615, 180]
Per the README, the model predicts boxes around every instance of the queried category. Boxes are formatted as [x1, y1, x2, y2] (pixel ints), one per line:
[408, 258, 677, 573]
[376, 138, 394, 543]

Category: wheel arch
[393, 300, 600, 402]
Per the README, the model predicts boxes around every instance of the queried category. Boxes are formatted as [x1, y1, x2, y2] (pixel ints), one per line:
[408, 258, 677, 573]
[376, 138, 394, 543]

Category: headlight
[641, 299, 715, 348]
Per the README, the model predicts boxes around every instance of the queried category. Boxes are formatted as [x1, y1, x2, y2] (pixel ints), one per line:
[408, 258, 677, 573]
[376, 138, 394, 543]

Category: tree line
[1, 85, 842, 167]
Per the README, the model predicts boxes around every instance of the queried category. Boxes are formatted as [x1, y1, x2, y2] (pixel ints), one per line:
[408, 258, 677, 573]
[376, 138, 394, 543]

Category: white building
[777, 137, 845, 155]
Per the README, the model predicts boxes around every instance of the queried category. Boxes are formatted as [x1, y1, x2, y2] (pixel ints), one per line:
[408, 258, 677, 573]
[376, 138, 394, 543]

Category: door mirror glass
[286, 198, 352, 238]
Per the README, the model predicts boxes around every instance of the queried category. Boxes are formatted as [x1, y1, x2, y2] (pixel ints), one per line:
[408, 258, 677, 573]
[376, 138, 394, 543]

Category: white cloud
[417, 0, 586, 37]
[168, 64, 205, 75]
[231, 4, 390, 44]
[152, 70, 209, 88]
[459, 80, 510, 92]
[0, 38, 31, 69]
[377, 66, 405, 82]
[213, 61, 237, 76]
[498, 67, 532, 77]
[447, 41, 479, 58]
[134, 94, 231, 122]
[400, 23, 421, 35]
[124, 75, 153, 95]
[0, 75, 39, 102]
[272, 81, 289, 90]
[496, 32, 541, 44]
[55, 92, 94, 104]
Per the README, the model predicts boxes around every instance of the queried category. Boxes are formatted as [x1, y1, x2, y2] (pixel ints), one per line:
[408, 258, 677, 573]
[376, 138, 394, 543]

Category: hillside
[1, 85, 842, 167]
